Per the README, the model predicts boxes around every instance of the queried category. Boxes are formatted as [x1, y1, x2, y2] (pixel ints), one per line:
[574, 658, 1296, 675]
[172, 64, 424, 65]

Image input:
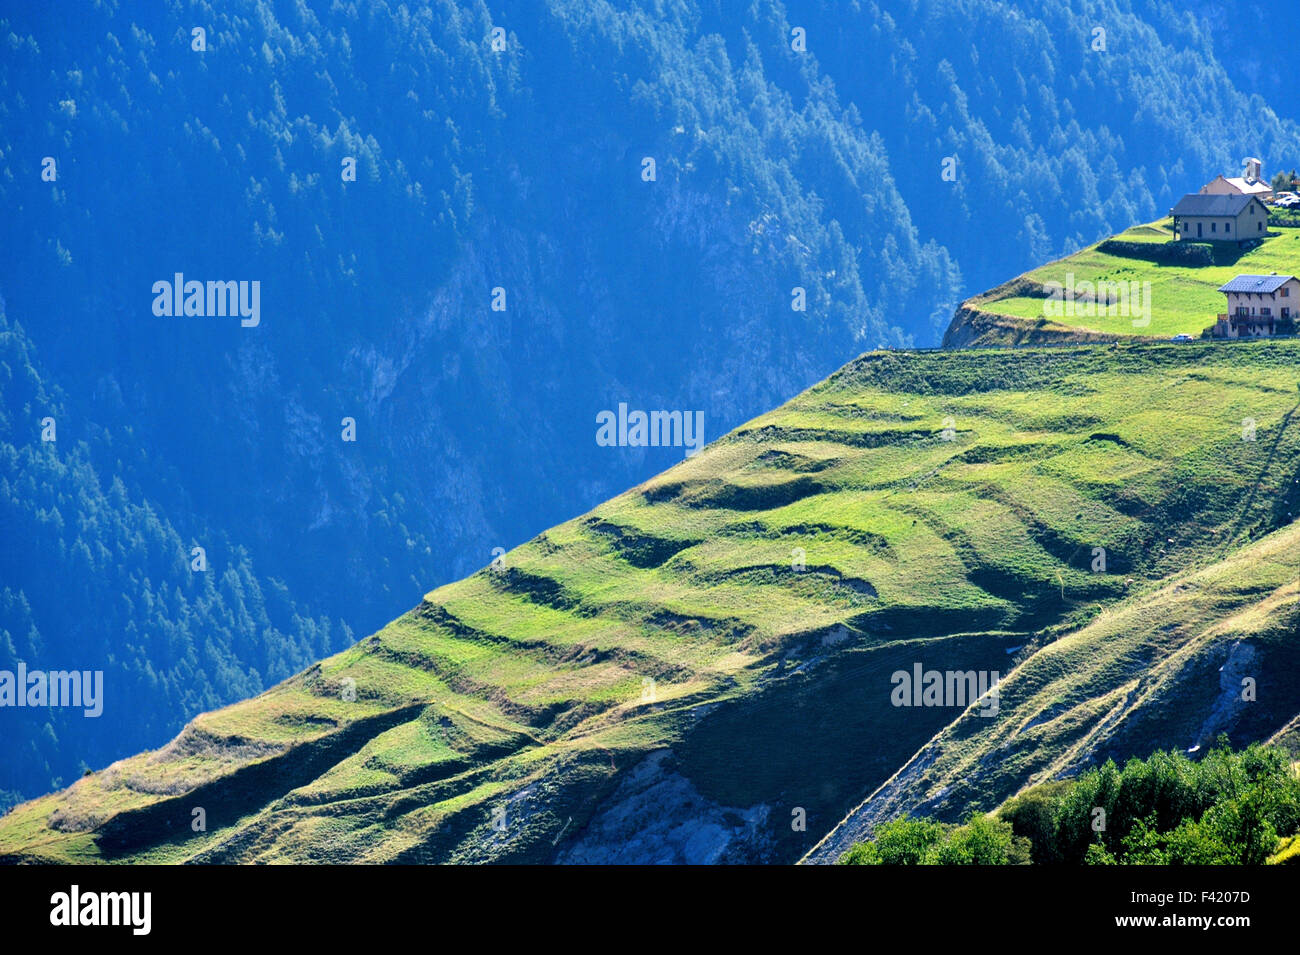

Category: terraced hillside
[4, 341, 1300, 863]
[945, 218, 1300, 345]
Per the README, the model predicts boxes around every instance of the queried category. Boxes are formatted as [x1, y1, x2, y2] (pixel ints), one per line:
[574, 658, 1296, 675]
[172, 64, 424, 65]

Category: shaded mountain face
[0, 308, 339, 808]
[1, 0, 1299, 801]
[794, 0, 1300, 283]
[1186, 0, 1300, 128]
[3, 339, 1298, 864]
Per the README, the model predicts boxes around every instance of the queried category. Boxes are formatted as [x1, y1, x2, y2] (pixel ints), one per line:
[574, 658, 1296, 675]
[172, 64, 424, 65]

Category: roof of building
[1172, 193, 1261, 216]
[1218, 274, 1298, 294]
[1200, 174, 1271, 194]
[1224, 176, 1271, 193]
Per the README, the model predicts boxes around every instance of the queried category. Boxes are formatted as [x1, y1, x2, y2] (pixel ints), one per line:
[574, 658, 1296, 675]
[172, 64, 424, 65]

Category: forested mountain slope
[0, 306, 339, 805]
[2, 0, 1298, 805]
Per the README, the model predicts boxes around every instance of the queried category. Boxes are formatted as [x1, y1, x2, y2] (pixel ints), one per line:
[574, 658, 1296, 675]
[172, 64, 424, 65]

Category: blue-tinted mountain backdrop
[1, 0, 1298, 803]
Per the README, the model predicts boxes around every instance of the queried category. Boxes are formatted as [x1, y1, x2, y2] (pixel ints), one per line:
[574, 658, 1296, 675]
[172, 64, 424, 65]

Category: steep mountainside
[796, 0, 1300, 283]
[3, 339, 1299, 863]
[0, 308, 339, 805]
[4, 0, 1300, 807]
[805, 517, 1300, 862]
[1188, 0, 1300, 126]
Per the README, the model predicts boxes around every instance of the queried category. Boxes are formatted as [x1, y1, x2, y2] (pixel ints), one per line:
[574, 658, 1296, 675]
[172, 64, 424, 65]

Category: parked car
[1171, 333, 1194, 342]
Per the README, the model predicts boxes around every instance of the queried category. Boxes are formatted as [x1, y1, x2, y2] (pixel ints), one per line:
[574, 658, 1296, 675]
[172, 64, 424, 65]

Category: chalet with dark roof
[1171, 193, 1269, 243]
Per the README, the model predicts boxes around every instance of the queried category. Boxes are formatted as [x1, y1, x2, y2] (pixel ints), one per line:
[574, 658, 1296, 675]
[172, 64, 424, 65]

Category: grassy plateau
[948, 218, 1300, 343]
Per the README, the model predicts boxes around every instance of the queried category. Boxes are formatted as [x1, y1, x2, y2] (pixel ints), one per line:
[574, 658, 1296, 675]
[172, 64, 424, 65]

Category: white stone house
[1213, 273, 1300, 338]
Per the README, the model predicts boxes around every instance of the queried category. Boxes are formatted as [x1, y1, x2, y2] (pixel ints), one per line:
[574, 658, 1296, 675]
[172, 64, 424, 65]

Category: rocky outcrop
[556, 750, 774, 864]
[942, 302, 1142, 348]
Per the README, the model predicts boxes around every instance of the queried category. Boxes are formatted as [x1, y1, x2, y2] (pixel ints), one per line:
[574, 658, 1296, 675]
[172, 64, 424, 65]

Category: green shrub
[842, 818, 948, 865]
[931, 814, 1020, 864]
[843, 813, 1022, 865]
[843, 741, 1300, 865]
[1096, 239, 1214, 265]
[999, 782, 1070, 864]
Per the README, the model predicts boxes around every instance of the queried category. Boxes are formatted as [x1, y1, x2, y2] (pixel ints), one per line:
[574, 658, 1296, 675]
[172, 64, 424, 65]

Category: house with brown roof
[1171, 193, 1269, 243]
[1212, 273, 1300, 338]
[1200, 158, 1273, 200]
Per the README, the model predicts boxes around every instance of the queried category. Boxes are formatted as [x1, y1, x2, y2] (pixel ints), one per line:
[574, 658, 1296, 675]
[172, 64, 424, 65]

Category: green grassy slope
[4, 342, 1300, 863]
[945, 219, 1300, 345]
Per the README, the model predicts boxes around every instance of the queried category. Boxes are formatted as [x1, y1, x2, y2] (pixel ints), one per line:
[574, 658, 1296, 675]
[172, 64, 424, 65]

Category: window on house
[1211, 222, 1217, 232]
[1259, 221, 1264, 231]
[1262, 307, 1272, 316]
[1225, 221, 1231, 233]
[1283, 288, 1290, 298]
